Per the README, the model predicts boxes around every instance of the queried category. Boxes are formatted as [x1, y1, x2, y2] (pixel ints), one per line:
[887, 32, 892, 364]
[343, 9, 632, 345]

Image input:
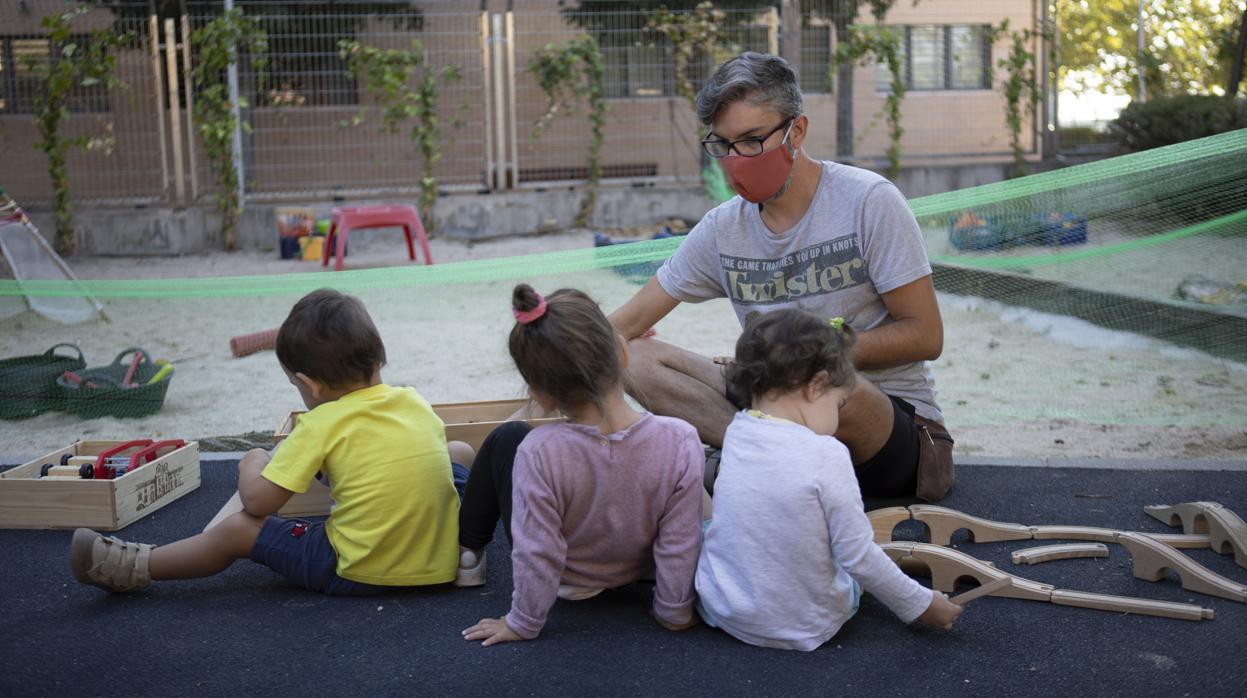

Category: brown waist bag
[914, 415, 955, 502]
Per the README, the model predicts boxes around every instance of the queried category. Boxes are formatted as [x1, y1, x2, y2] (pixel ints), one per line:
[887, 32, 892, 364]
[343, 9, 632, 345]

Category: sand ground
[2, 228, 1245, 462]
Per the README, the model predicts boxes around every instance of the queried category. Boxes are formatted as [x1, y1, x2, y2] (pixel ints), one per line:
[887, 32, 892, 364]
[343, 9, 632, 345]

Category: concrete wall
[23, 158, 1024, 256]
[22, 183, 711, 255]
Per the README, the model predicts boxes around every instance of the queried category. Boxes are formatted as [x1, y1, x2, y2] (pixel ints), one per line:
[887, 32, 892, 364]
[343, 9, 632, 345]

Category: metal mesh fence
[0, 1, 166, 206]
[0, 0, 1052, 206]
[207, 3, 491, 198]
[509, 6, 773, 187]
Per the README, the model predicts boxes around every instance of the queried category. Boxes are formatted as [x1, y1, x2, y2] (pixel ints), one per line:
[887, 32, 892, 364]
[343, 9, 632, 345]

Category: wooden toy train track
[865, 501, 1247, 622]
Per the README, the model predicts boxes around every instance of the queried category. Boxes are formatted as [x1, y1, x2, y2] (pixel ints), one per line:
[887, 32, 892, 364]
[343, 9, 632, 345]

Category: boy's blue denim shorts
[249, 462, 470, 596]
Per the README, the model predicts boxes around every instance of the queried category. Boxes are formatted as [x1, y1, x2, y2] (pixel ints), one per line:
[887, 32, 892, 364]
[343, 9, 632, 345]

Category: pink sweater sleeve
[650, 433, 704, 627]
[504, 444, 566, 640]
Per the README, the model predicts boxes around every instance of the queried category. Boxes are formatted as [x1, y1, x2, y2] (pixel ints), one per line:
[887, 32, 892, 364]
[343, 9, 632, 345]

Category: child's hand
[917, 590, 964, 630]
[651, 608, 701, 631]
[462, 617, 525, 647]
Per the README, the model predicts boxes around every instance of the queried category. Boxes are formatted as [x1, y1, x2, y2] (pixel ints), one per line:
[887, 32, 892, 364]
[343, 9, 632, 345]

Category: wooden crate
[276, 398, 562, 518]
[0, 440, 201, 530]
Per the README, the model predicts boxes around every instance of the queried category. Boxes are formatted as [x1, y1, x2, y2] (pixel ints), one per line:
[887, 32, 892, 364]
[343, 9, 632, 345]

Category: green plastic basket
[55, 348, 173, 419]
[0, 344, 86, 420]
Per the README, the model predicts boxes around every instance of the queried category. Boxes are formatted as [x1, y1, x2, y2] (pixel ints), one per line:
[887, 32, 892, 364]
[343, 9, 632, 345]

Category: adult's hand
[608, 278, 680, 340]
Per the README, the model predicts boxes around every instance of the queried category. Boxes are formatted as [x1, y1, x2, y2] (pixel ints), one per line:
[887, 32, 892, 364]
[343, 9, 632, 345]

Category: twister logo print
[719, 234, 866, 305]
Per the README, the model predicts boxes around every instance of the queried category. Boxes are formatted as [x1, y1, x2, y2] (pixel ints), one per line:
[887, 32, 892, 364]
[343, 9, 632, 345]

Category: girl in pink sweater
[459, 284, 705, 646]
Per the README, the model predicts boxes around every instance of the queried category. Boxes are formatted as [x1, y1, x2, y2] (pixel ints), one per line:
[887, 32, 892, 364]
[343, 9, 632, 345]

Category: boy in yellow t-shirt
[69, 289, 471, 595]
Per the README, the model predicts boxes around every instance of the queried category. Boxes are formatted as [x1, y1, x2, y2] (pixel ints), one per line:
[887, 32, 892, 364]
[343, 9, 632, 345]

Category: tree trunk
[780, 0, 802, 82]
[835, 19, 854, 158]
[52, 149, 75, 256]
[1228, 7, 1247, 98]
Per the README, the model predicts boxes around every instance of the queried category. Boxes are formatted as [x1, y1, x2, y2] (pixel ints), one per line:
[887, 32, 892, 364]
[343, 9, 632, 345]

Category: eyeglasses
[701, 119, 793, 159]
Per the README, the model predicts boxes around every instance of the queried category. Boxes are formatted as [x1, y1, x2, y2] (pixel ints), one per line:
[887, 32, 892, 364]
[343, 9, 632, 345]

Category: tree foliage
[647, 2, 740, 106]
[1112, 94, 1247, 150]
[1058, 0, 1247, 97]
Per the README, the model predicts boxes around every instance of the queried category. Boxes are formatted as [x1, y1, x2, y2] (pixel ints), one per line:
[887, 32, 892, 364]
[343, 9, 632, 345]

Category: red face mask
[719, 122, 796, 204]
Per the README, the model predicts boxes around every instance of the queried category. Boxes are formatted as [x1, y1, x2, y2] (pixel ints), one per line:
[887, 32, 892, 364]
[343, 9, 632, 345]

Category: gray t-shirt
[657, 160, 943, 422]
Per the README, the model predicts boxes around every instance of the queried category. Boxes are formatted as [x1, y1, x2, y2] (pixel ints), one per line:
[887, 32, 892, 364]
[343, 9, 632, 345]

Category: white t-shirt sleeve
[656, 208, 727, 303]
[818, 440, 932, 623]
[860, 182, 932, 294]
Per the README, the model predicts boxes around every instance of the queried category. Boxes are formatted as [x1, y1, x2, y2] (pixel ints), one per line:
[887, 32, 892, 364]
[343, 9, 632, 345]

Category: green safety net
[3, 129, 1244, 300]
[1, 129, 1244, 440]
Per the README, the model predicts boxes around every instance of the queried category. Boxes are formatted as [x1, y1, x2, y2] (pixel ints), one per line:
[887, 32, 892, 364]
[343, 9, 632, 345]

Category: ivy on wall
[648, 2, 739, 205]
[28, 7, 127, 255]
[834, 24, 905, 179]
[339, 39, 462, 233]
[989, 19, 1041, 177]
[529, 36, 606, 226]
[191, 8, 268, 251]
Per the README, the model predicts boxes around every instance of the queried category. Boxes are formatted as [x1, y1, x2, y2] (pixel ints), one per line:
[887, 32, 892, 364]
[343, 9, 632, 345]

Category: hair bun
[512, 283, 542, 314]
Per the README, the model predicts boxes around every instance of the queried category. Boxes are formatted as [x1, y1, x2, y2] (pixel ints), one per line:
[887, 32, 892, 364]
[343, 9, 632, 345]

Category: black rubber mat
[1, 461, 1244, 696]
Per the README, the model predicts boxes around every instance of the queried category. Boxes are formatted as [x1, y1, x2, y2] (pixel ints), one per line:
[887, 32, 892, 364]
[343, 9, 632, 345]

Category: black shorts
[854, 395, 920, 498]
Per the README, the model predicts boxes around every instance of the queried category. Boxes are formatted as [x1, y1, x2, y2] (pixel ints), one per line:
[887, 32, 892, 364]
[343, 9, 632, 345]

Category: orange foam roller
[229, 328, 279, 358]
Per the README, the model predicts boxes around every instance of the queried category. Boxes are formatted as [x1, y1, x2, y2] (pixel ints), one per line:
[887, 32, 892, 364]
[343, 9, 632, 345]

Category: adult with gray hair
[609, 52, 954, 502]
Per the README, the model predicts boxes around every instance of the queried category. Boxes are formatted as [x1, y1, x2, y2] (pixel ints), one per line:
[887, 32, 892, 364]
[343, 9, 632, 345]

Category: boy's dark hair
[276, 289, 386, 388]
[509, 283, 621, 412]
[726, 308, 857, 406]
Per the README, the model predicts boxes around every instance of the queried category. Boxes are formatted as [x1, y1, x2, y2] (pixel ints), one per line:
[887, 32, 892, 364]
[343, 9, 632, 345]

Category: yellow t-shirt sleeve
[261, 413, 325, 494]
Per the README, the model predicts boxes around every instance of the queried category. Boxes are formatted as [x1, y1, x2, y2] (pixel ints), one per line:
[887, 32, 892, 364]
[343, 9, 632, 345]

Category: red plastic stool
[322, 204, 433, 271]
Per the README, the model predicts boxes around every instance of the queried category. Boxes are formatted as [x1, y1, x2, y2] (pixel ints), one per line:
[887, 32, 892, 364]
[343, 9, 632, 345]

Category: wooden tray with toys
[275, 398, 563, 518]
[0, 439, 200, 530]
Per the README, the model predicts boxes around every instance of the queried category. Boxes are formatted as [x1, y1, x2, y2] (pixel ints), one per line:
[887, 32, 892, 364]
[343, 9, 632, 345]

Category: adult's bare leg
[835, 374, 896, 466]
[622, 337, 736, 447]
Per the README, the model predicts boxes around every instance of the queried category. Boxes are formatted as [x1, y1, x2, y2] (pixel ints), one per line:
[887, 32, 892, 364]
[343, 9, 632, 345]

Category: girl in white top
[695, 309, 963, 651]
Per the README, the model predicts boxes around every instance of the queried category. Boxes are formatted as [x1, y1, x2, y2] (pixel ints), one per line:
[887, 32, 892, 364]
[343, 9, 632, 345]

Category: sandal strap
[92, 535, 152, 590]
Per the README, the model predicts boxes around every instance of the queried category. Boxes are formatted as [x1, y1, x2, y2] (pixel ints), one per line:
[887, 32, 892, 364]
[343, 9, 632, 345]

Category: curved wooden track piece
[1012, 543, 1109, 565]
[1144, 501, 1247, 569]
[908, 505, 1032, 546]
[1029, 525, 1211, 550]
[1114, 531, 1247, 603]
[867, 506, 911, 543]
[882, 542, 1215, 621]
[880, 542, 1054, 601]
[897, 556, 994, 577]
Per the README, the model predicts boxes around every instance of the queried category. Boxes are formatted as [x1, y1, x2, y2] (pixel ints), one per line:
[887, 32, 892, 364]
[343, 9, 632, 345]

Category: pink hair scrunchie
[513, 294, 547, 325]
